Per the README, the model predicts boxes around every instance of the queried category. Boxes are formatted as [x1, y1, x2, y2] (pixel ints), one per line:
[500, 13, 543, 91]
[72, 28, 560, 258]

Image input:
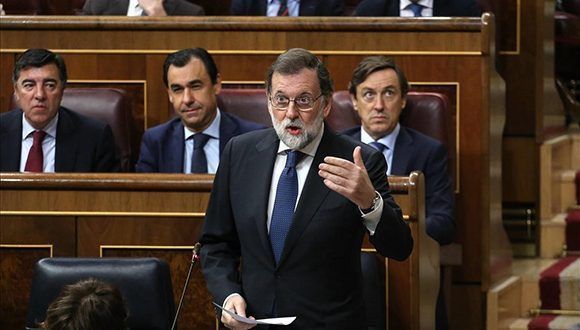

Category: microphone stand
[171, 242, 201, 330]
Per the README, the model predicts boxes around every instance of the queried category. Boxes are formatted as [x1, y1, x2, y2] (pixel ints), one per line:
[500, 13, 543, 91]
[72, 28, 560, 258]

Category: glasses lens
[295, 96, 313, 110]
[273, 95, 289, 109]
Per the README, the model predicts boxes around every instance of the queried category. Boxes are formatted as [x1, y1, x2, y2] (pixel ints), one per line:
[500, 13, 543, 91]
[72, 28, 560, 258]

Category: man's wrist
[361, 191, 381, 214]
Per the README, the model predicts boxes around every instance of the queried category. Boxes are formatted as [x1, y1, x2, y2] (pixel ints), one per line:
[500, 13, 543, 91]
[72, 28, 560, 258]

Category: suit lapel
[116, 0, 130, 12]
[391, 126, 413, 175]
[164, 120, 185, 173]
[161, 0, 174, 15]
[258, 0, 268, 15]
[299, 0, 315, 15]
[218, 112, 238, 154]
[55, 108, 78, 172]
[277, 129, 334, 266]
[387, 0, 401, 16]
[253, 130, 280, 259]
[0, 111, 23, 171]
[432, 0, 449, 16]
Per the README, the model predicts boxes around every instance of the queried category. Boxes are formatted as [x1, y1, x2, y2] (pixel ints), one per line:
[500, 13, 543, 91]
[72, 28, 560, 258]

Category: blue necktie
[270, 150, 303, 264]
[369, 141, 389, 170]
[191, 133, 210, 173]
[369, 141, 387, 153]
[408, 3, 423, 17]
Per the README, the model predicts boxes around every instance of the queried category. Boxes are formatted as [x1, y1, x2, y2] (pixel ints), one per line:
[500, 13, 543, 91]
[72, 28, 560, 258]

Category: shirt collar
[21, 111, 58, 141]
[184, 108, 221, 140]
[360, 123, 400, 150]
[400, 0, 433, 10]
[276, 123, 324, 158]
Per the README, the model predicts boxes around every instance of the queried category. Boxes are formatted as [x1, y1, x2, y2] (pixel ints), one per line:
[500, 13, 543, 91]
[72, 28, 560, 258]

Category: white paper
[212, 302, 296, 325]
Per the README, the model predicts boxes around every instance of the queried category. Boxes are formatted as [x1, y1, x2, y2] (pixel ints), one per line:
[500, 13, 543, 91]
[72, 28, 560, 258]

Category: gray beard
[271, 109, 324, 150]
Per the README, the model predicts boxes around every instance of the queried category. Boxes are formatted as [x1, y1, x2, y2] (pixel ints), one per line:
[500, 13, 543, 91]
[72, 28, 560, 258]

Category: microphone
[171, 242, 201, 330]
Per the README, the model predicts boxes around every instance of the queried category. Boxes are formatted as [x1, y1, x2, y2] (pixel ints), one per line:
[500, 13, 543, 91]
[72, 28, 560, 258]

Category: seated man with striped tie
[230, 0, 345, 16]
[136, 48, 266, 173]
[342, 56, 454, 329]
[0, 48, 119, 173]
[355, 0, 481, 17]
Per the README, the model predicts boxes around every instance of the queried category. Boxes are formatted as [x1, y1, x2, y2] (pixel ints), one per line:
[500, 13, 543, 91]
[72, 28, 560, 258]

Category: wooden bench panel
[0, 172, 436, 329]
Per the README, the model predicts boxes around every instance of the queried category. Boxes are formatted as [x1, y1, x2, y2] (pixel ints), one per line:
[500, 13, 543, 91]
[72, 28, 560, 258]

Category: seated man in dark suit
[0, 48, 119, 173]
[342, 56, 454, 329]
[82, 0, 204, 16]
[136, 48, 265, 173]
[355, 0, 481, 17]
[231, 0, 344, 16]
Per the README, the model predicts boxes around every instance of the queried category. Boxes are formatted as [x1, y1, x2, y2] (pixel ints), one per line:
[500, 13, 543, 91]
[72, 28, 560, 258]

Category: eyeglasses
[269, 94, 323, 112]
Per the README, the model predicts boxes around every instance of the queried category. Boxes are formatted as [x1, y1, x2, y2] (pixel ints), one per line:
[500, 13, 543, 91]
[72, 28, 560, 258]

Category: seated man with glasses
[200, 48, 412, 329]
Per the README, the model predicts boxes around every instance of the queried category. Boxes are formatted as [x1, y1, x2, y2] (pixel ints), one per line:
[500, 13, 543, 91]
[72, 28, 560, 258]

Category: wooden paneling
[503, 137, 538, 203]
[0, 246, 53, 329]
[0, 173, 435, 329]
[0, 15, 509, 328]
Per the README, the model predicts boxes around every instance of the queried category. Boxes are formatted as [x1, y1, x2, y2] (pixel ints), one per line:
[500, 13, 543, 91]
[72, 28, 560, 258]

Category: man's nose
[34, 86, 46, 100]
[285, 101, 300, 119]
[183, 88, 195, 104]
[373, 95, 385, 111]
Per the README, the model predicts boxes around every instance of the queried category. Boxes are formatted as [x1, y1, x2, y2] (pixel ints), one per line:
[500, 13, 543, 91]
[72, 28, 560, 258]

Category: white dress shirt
[20, 113, 58, 173]
[127, 0, 145, 16]
[183, 109, 221, 174]
[267, 0, 300, 16]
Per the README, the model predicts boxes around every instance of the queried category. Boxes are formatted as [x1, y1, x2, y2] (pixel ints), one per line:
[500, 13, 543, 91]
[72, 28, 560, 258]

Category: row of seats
[1, 0, 362, 16]
[15, 88, 451, 173]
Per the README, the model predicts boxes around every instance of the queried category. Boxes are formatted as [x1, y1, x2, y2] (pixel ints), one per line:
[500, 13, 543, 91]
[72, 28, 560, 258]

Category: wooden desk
[0, 172, 436, 329]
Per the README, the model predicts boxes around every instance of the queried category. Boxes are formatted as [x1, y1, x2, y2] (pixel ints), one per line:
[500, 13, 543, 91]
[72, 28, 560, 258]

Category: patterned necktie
[369, 141, 389, 170]
[408, 2, 424, 17]
[277, 0, 289, 16]
[369, 141, 387, 153]
[25, 130, 47, 172]
[191, 133, 210, 173]
[270, 150, 303, 264]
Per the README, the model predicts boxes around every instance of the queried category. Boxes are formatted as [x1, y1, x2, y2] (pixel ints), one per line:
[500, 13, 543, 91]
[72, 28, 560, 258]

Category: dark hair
[348, 56, 409, 97]
[42, 278, 128, 330]
[163, 48, 219, 87]
[265, 48, 334, 101]
[12, 48, 68, 86]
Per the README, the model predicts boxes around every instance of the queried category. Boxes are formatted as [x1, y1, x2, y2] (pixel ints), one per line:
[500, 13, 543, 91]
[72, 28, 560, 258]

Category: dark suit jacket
[0, 108, 119, 172]
[200, 126, 412, 328]
[231, 0, 344, 16]
[355, 0, 481, 16]
[135, 112, 266, 173]
[343, 125, 455, 245]
[82, 0, 205, 16]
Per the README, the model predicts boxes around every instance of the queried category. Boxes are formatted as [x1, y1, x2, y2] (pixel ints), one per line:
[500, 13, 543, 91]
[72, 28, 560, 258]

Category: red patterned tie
[25, 130, 47, 172]
[277, 0, 288, 16]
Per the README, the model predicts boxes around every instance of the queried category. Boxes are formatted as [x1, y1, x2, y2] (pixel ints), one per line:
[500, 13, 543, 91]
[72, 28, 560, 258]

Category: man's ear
[214, 73, 222, 95]
[401, 95, 407, 109]
[13, 85, 19, 101]
[167, 89, 174, 104]
[322, 94, 332, 118]
[350, 94, 358, 112]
